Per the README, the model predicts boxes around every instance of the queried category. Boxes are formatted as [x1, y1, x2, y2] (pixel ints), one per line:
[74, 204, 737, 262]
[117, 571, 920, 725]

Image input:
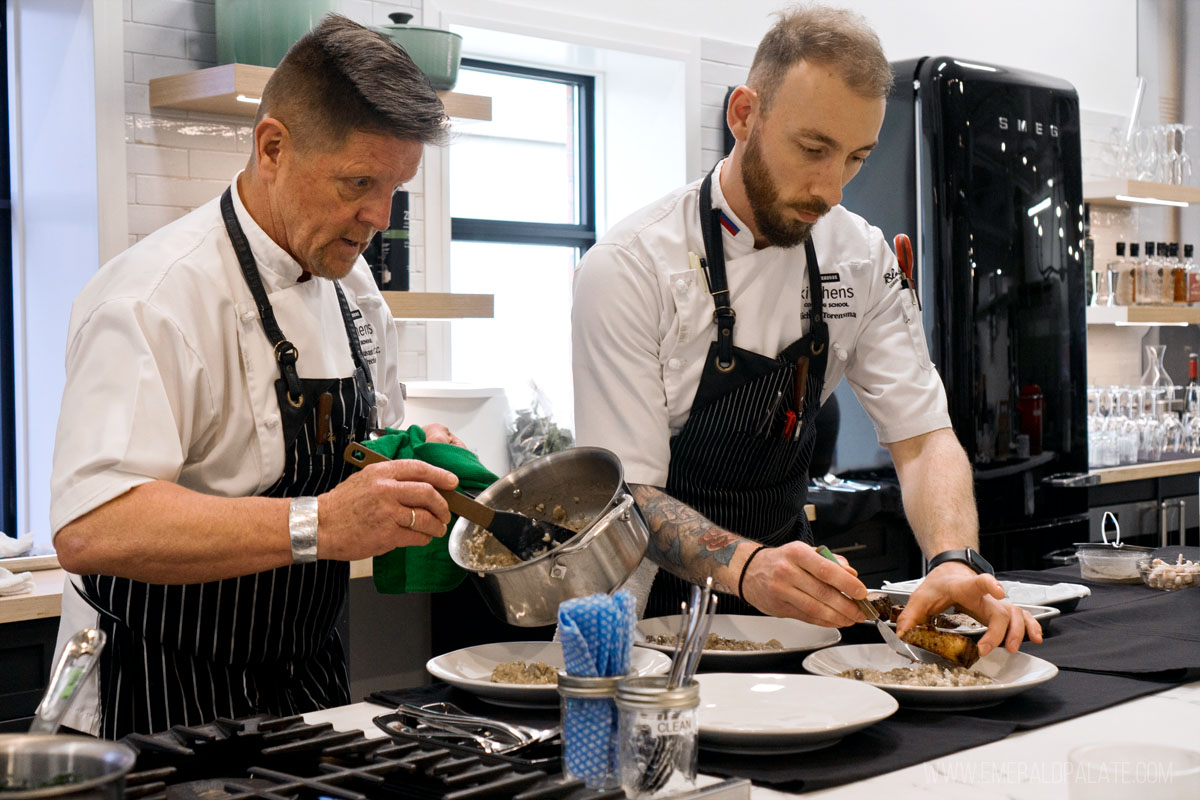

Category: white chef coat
[572, 159, 951, 487]
[49, 173, 406, 734]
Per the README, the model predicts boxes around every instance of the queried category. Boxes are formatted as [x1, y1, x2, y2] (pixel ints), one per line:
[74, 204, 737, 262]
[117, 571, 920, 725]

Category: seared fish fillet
[900, 625, 981, 668]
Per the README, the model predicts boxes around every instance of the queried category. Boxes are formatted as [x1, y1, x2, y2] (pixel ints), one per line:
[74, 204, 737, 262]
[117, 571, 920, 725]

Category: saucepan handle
[549, 493, 636, 564]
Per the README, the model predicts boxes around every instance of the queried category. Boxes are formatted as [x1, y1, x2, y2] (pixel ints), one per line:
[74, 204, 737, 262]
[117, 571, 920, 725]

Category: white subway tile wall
[698, 38, 753, 178]
[123, 0, 426, 378]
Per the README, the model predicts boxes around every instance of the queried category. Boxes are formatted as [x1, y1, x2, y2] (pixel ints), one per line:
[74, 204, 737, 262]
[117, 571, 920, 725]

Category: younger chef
[571, 3, 1041, 657]
[49, 15, 463, 738]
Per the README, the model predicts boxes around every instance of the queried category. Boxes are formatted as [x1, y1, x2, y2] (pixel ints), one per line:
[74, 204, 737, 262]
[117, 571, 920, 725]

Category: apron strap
[220, 188, 307, 411]
[332, 282, 377, 415]
[699, 169, 736, 372]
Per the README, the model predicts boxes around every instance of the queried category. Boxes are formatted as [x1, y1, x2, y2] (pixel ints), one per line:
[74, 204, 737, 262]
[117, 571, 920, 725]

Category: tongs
[343, 442, 576, 560]
[816, 546, 955, 668]
[380, 703, 560, 755]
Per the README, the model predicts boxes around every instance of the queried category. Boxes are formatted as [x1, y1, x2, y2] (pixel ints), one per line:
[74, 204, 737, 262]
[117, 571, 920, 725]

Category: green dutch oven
[375, 12, 463, 91]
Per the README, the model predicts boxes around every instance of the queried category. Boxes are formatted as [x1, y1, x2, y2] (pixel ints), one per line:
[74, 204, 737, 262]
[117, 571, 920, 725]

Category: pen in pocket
[756, 389, 784, 435]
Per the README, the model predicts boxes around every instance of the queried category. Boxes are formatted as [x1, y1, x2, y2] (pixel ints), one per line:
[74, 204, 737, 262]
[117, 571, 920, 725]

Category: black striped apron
[646, 168, 829, 617]
[77, 188, 376, 738]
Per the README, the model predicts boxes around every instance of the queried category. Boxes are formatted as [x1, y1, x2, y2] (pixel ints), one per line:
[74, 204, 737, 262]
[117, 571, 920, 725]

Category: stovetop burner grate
[120, 714, 624, 800]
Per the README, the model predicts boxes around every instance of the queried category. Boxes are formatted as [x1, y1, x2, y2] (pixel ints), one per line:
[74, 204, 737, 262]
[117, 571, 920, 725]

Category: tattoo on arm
[630, 483, 749, 594]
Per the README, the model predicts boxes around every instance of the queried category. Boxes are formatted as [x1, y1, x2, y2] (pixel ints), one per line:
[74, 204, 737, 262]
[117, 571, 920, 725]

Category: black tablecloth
[999, 566, 1200, 675]
[369, 567, 1196, 791]
[697, 712, 1016, 793]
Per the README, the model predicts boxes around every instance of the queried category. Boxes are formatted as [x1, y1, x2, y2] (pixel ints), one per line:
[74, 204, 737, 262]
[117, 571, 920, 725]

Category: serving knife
[816, 546, 955, 668]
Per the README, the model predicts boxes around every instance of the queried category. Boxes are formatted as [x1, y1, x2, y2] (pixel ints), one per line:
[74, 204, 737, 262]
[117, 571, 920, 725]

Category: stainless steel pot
[448, 447, 649, 626]
[0, 735, 136, 800]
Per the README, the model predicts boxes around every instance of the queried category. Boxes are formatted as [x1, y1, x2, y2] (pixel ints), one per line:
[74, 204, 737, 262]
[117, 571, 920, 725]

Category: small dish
[1137, 556, 1200, 592]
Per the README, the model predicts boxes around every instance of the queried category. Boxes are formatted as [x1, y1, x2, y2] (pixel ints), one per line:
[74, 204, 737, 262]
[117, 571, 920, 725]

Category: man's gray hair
[748, 3, 893, 113]
[257, 13, 448, 150]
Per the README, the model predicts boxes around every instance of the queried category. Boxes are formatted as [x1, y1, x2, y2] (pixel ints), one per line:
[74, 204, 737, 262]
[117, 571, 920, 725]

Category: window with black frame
[0, 15, 16, 542]
[448, 58, 595, 434]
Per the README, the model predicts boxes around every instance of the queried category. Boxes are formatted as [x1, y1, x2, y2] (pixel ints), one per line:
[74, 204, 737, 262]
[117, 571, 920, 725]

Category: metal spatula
[343, 442, 576, 561]
[816, 546, 954, 668]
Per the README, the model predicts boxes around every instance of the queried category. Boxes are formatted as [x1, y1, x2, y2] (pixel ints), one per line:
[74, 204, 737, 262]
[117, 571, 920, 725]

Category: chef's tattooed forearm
[630, 483, 748, 594]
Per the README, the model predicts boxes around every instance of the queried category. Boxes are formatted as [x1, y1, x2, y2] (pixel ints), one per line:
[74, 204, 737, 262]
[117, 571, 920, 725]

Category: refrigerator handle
[1041, 472, 1100, 488]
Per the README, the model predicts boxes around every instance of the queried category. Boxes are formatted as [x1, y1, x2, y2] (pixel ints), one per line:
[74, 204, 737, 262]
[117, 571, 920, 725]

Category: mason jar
[615, 675, 700, 798]
[557, 672, 622, 790]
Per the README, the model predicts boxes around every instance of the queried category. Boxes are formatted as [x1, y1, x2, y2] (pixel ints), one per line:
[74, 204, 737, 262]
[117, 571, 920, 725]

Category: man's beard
[742, 129, 830, 248]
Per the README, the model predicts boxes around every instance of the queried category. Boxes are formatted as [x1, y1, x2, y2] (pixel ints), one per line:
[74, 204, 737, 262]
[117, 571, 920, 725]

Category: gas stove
[118, 714, 622, 800]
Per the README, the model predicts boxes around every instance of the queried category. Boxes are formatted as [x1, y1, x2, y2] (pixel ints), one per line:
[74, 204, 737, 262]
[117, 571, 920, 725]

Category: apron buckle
[274, 340, 299, 365]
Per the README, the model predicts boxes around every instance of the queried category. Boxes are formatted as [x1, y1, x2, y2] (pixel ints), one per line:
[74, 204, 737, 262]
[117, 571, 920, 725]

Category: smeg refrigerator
[836, 56, 1090, 570]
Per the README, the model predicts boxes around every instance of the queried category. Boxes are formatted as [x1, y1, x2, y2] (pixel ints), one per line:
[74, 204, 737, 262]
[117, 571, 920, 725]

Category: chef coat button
[833, 343, 848, 362]
[668, 358, 682, 370]
[240, 309, 256, 322]
[265, 415, 280, 429]
[674, 279, 688, 293]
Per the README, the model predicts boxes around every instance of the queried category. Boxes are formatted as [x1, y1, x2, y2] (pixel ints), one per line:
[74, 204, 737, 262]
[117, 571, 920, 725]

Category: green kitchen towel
[361, 426, 500, 594]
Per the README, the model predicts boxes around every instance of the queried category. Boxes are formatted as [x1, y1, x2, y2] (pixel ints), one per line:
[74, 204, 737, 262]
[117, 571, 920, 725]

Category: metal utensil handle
[550, 493, 636, 559]
[668, 583, 703, 689]
[29, 628, 107, 734]
[683, 593, 717, 682]
[396, 703, 532, 744]
[1101, 510, 1121, 546]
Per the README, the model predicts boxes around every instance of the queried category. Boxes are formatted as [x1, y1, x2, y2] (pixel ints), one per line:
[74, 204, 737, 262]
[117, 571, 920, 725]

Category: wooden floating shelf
[1083, 179, 1200, 207]
[1086, 305, 1200, 325]
[1091, 456, 1200, 484]
[382, 291, 493, 319]
[149, 64, 491, 120]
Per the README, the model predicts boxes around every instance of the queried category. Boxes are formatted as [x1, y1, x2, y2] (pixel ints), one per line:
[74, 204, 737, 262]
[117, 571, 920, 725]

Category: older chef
[49, 15, 462, 738]
[572, 4, 1041, 657]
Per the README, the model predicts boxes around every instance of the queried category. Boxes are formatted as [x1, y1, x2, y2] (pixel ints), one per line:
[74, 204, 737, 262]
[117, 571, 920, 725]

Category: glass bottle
[1171, 242, 1186, 303]
[1159, 242, 1173, 304]
[1185, 245, 1199, 306]
[1137, 240, 1159, 305]
[1125, 242, 1140, 305]
[1099, 241, 1125, 306]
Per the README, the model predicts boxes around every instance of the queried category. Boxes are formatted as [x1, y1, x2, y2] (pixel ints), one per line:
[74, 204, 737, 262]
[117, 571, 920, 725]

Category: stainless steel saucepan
[447, 447, 649, 626]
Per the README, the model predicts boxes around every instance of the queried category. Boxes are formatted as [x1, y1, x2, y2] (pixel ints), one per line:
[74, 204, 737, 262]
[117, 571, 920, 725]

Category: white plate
[864, 589, 1062, 637]
[696, 673, 897, 754]
[425, 641, 671, 708]
[635, 614, 841, 668]
[801, 644, 1058, 710]
[882, 578, 1090, 611]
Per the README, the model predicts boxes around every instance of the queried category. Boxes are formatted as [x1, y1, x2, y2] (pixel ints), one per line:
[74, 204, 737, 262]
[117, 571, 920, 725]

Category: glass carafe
[1141, 345, 1173, 393]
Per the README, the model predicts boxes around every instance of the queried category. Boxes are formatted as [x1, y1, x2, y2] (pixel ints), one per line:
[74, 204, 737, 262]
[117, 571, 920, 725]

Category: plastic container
[1076, 543, 1153, 583]
[1076, 511, 1152, 584]
[1137, 557, 1200, 591]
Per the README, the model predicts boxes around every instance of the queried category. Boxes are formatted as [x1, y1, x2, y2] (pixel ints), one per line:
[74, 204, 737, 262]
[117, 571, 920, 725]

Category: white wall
[471, 0, 1139, 117]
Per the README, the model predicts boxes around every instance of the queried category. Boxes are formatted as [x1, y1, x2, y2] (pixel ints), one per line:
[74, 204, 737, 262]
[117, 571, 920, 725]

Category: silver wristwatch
[288, 496, 319, 564]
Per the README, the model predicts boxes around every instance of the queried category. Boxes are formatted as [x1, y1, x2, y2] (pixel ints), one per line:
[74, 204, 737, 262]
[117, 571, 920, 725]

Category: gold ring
[410, 508, 417, 528]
